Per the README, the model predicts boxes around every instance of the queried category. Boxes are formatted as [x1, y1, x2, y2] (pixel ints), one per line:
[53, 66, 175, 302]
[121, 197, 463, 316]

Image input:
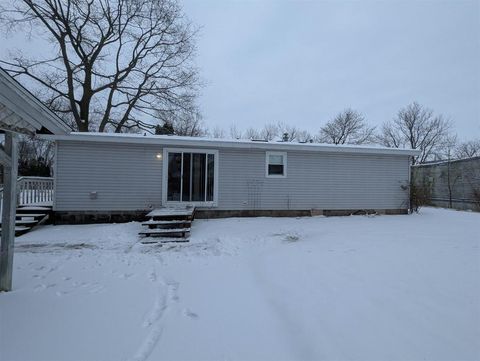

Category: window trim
[265, 151, 287, 178]
[162, 147, 219, 207]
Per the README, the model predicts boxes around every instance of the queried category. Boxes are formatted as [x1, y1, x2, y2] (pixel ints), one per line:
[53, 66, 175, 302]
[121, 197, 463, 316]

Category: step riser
[141, 239, 190, 244]
[16, 211, 49, 215]
[146, 225, 190, 230]
[150, 216, 193, 222]
[140, 232, 190, 238]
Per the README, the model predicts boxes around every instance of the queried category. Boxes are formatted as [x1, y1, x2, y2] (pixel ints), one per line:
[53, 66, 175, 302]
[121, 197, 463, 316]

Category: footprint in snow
[88, 284, 106, 294]
[148, 271, 157, 282]
[119, 273, 134, 279]
[182, 308, 199, 319]
[34, 283, 56, 292]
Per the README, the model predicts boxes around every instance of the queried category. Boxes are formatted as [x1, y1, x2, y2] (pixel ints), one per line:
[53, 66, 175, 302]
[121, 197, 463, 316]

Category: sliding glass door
[165, 150, 217, 204]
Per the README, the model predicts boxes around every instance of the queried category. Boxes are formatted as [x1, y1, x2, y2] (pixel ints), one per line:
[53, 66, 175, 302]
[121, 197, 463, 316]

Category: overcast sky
[183, 0, 480, 139]
[0, 0, 478, 139]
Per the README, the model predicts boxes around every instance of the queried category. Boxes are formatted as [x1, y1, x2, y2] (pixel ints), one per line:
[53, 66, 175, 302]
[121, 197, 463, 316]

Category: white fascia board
[0, 68, 71, 134]
[40, 132, 422, 157]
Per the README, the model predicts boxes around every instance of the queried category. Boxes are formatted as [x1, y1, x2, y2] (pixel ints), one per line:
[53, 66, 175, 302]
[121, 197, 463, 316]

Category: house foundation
[53, 208, 409, 224]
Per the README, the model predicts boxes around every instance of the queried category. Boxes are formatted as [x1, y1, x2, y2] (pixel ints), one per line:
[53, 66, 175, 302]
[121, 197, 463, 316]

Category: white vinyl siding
[54, 141, 411, 212]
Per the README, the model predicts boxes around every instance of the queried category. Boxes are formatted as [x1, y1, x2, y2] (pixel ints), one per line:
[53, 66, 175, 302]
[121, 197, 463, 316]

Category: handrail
[0, 176, 54, 192]
[0, 176, 54, 216]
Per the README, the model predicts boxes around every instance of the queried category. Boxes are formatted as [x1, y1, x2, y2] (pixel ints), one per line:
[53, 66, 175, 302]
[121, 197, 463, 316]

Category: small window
[266, 152, 287, 178]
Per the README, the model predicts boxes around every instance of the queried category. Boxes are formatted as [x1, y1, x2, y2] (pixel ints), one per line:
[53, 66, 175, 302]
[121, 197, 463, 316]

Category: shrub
[408, 176, 432, 213]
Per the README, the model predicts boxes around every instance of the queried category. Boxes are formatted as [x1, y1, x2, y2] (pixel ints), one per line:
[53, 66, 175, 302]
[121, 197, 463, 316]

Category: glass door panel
[182, 152, 191, 202]
[167, 153, 182, 201]
[191, 153, 206, 201]
[207, 154, 215, 201]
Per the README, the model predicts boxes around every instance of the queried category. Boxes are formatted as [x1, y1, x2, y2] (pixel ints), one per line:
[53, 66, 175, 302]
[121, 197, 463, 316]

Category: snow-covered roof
[43, 132, 421, 156]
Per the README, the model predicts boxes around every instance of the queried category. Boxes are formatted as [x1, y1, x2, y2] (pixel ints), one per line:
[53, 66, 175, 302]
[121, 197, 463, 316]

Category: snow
[1, 208, 479, 361]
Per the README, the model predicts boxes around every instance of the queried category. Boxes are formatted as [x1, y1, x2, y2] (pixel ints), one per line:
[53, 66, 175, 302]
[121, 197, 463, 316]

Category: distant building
[413, 156, 480, 211]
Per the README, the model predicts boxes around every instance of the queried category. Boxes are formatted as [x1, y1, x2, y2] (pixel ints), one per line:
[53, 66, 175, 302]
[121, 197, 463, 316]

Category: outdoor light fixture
[156, 153, 163, 160]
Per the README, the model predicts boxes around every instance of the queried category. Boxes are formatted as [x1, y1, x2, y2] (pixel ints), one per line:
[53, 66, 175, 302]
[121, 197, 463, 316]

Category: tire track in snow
[128, 258, 178, 361]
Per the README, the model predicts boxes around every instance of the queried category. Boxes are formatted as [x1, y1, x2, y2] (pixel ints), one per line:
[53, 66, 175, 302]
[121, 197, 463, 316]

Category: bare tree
[227, 122, 312, 142]
[276, 122, 312, 142]
[260, 123, 279, 141]
[296, 130, 313, 143]
[378, 102, 452, 164]
[229, 123, 242, 139]
[277, 122, 299, 141]
[454, 139, 480, 159]
[244, 127, 261, 140]
[11, 135, 55, 176]
[319, 109, 375, 145]
[209, 126, 225, 139]
[0, 0, 199, 133]
[170, 110, 206, 137]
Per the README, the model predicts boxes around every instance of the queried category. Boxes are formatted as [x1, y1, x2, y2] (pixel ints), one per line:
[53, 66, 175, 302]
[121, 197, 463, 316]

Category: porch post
[0, 131, 18, 292]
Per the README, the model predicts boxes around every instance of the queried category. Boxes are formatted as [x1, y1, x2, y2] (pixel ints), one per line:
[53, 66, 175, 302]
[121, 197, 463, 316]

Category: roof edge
[41, 132, 421, 157]
[0, 67, 71, 135]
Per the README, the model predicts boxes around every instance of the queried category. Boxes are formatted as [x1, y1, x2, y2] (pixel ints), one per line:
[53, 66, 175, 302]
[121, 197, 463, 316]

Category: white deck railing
[0, 177, 54, 216]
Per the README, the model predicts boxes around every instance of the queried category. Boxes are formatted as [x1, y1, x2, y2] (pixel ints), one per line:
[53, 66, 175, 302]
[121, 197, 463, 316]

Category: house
[42, 132, 420, 223]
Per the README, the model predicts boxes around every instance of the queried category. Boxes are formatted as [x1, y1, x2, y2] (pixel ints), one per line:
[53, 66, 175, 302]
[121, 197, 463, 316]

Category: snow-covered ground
[1, 208, 479, 361]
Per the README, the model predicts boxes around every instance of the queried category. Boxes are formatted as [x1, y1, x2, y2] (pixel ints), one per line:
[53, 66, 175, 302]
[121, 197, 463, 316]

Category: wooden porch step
[15, 219, 37, 225]
[143, 220, 192, 225]
[146, 208, 194, 217]
[141, 238, 190, 244]
[140, 207, 194, 240]
[0, 226, 31, 236]
[0, 206, 52, 236]
[142, 220, 192, 229]
[16, 213, 47, 218]
[146, 207, 195, 221]
[0, 226, 30, 232]
[16, 206, 51, 212]
[139, 228, 190, 237]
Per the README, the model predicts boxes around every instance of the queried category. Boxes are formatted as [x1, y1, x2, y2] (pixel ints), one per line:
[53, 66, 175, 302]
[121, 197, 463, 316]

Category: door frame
[162, 147, 219, 207]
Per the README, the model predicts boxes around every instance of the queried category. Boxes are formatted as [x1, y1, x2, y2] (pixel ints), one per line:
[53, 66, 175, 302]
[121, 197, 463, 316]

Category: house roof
[43, 132, 421, 156]
[412, 155, 480, 167]
[0, 67, 71, 135]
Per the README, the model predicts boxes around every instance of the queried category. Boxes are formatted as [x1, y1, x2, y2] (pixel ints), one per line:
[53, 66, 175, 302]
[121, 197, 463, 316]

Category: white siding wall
[55, 141, 163, 211]
[217, 149, 410, 210]
[55, 141, 410, 211]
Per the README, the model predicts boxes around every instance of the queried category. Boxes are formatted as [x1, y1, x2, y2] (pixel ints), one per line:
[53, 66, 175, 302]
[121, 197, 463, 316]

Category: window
[266, 151, 287, 178]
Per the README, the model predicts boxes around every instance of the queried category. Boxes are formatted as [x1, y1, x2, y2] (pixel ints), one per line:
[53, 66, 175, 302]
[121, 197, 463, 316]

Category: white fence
[0, 177, 54, 216]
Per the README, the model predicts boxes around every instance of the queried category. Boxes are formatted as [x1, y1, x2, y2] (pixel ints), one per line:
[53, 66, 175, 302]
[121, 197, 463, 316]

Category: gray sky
[183, 0, 480, 139]
[0, 0, 479, 139]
